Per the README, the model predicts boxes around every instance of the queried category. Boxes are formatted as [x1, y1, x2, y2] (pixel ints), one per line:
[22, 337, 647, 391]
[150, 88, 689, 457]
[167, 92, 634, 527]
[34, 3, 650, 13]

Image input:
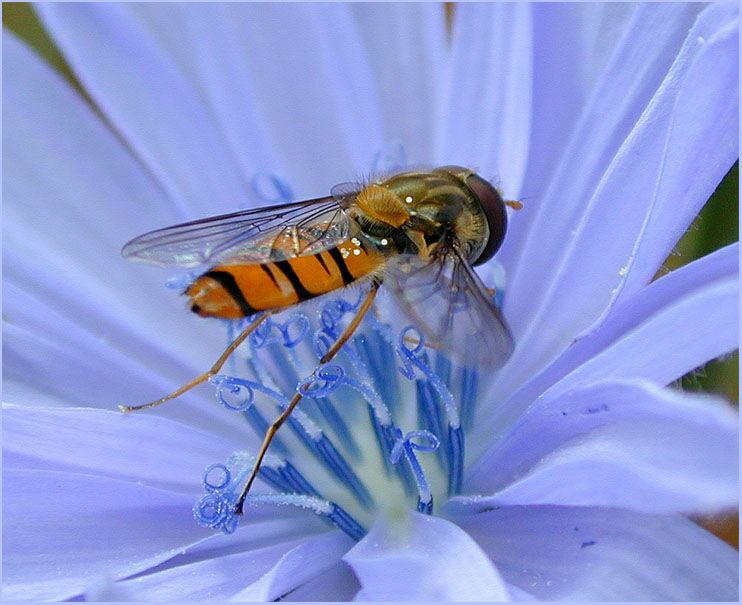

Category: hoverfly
[121, 165, 515, 514]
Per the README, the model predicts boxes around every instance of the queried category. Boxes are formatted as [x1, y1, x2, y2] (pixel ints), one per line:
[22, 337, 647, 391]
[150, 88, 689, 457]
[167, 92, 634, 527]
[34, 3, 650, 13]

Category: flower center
[192, 289, 481, 540]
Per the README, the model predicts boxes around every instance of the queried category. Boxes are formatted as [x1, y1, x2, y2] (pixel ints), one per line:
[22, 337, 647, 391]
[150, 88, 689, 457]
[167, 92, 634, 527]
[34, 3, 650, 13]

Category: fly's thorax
[377, 170, 490, 263]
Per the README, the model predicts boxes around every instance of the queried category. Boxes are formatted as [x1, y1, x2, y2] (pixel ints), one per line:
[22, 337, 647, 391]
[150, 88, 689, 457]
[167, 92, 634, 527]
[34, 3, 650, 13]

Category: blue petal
[278, 562, 360, 601]
[3, 33, 238, 429]
[344, 511, 509, 601]
[3, 404, 252, 492]
[502, 4, 736, 391]
[2, 469, 213, 601]
[463, 380, 737, 513]
[437, 3, 532, 194]
[499, 3, 636, 269]
[38, 3, 396, 204]
[473, 243, 738, 449]
[127, 3, 394, 195]
[37, 3, 254, 218]
[106, 531, 343, 600]
[348, 4, 447, 167]
[229, 532, 354, 601]
[451, 505, 738, 600]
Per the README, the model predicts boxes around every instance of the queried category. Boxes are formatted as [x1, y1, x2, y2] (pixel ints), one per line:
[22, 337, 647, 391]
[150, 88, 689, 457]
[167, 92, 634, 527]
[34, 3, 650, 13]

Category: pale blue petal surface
[3, 404, 250, 492]
[501, 4, 736, 397]
[2, 469, 213, 601]
[36, 3, 249, 218]
[497, 3, 637, 272]
[3, 3, 737, 602]
[126, 3, 391, 196]
[505, 3, 702, 327]
[452, 506, 738, 601]
[280, 562, 360, 602]
[462, 381, 737, 513]
[229, 532, 354, 601]
[3, 32, 238, 431]
[106, 532, 343, 601]
[348, 3, 446, 167]
[474, 243, 738, 447]
[437, 3, 533, 195]
[344, 512, 509, 601]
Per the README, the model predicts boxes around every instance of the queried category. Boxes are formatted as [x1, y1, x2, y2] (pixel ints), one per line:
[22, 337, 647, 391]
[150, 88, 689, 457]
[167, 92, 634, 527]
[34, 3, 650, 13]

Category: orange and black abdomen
[186, 238, 385, 318]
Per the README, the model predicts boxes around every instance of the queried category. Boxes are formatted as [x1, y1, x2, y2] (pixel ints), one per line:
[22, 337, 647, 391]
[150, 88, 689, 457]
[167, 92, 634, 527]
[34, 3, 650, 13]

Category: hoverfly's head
[434, 166, 508, 266]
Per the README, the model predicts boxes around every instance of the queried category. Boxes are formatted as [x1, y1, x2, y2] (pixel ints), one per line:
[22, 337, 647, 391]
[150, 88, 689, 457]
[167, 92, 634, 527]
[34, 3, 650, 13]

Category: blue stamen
[447, 425, 465, 495]
[300, 364, 400, 485]
[211, 375, 255, 412]
[194, 282, 487, 541]
[279, 460, 323, 497]
[274, 314, 311, 348]
[390, 429, 440, 514]
[458, 366, 479, 432]
[397, 327, 460, 427]
[299, 365, 391, 427]
[396, 327, 464, 494]
[434, 352, 453, 386]
[415, 380, 447, 472]
[311, 396, 361, 460]
[203, 463, 232, 492]
[195, 455, 366, 540]
[356, 330, 401, 412]
[247, 494, 366, 541]
[217, 375, 370, 508]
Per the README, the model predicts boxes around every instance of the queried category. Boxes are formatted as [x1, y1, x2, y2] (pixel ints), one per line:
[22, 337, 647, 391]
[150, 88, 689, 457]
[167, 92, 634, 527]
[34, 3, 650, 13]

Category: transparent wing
[385, 244, 514, 368]
[122, 194, 358, 268]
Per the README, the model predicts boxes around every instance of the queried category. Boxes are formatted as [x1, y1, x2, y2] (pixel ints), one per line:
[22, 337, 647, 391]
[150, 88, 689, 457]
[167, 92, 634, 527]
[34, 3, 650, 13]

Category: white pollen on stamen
[405, 196, 413, 204]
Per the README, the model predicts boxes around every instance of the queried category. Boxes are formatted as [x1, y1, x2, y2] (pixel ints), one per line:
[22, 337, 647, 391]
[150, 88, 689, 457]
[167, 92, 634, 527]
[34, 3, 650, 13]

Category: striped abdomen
[186, 238, 384, 318]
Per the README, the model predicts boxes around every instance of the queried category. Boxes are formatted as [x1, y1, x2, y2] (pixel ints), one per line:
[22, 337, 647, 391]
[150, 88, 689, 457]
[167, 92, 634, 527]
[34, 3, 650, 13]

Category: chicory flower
[3, 3, 738, 601]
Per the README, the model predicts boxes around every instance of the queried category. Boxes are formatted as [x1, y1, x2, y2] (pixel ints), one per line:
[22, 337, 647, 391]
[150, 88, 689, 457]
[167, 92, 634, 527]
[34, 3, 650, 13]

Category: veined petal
[505, 2, 701, 328]
[502, 4, 735, 395]
[279, 562, 360, 602]
[474, 243, 738, 447]
[3, 404, 249, 493]
[126, 3, 389, 196]
[498, 3, 636, 269]
[452, 506, 738, 601]
[102, 533, 331, 601]
[229, 532, 354, 602]
[2, 32, 239, 431]
[463, 380, 737, 514]
[437, 3, 532, 192]
[3, 262, 244, 437]
[348, 3, 446, 167]
[36, 2, 250, 218]
[2, 469, 212, 601]
[438, 3, 532, 196]
[344, 512, 509, 601]
[445, 4, 647, 200]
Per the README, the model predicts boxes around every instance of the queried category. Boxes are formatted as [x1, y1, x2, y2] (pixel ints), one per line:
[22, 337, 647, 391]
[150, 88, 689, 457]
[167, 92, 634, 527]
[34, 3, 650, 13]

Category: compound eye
[464, 173, 507, 266]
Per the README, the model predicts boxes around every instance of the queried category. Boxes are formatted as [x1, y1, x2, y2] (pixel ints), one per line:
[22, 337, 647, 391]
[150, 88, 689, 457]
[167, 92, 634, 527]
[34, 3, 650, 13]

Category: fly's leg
[119, 312, 272, 413]
[234, 280, 381, 515]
